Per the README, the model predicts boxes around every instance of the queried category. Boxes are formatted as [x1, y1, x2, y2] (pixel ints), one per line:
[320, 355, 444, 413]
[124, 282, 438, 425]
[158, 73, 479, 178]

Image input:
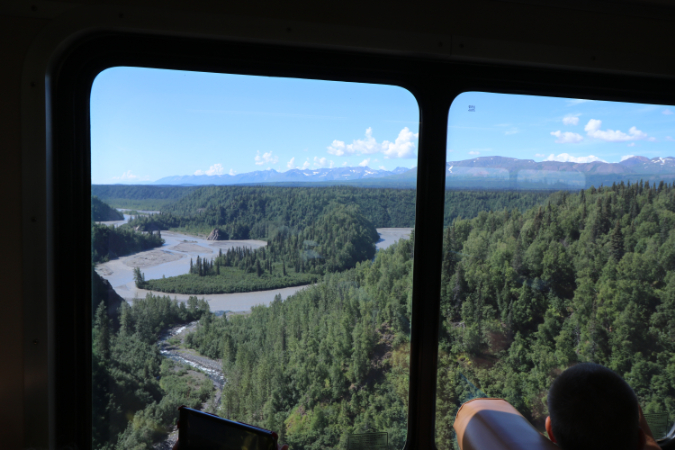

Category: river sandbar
[122, 250, 184, 268]
[208, 240, 267, 250]
[117, 281, 309, 312]
[170, 243, 212, 253]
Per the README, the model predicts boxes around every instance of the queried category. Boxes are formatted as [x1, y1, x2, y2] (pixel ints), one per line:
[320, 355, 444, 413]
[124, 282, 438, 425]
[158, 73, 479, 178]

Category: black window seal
[47, 31, 675, 450]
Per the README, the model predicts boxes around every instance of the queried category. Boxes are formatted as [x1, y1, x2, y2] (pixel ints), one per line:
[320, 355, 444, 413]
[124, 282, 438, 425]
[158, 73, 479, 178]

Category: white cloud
[287, 157, 296, 169]
[562, 114, 580, 126]
[551, 130, 583, 143]
[545, 153, 607, 163]
[648, 137, 657, 142]
[379, 166, 387, 170]
[535, 153, 546, 157]
[667, 136, 675, 142]
[313, 156, 334, 168]
[358, 158, 371, 167]
[627, 143, 636, 147]
[194, 163, 225, 176]
[229, 169, 237, 176]
[567, 99, 591, 106]
[327, 127, 418, 159]
[584, 119, 647, 142]
[342, 161, 348, 166]
[621, 155, 635, 161]
[663, 109, 674, 115]
[301, 159, 311, 170]
[468, 151, 480, 155]
[254, 151, 278, 165]
[327, 140, 346, 156]
[505, 128, 519, 135]
[112, 170, 141, 181]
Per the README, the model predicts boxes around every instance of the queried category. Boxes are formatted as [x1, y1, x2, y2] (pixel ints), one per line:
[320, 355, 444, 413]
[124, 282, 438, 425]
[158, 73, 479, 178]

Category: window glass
[435, 92, 675, 448]
[91, 67, 418, 450]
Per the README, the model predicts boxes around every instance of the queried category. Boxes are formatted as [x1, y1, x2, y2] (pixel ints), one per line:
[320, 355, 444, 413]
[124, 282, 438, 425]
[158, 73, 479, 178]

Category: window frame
[45, 31, 675, 450]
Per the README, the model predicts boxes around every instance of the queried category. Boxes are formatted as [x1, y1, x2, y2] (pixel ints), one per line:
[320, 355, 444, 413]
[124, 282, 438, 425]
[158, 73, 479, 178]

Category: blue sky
[449, 92, 675, 164]
[91, 67, 675, 184]
[91, 67, 420, 184]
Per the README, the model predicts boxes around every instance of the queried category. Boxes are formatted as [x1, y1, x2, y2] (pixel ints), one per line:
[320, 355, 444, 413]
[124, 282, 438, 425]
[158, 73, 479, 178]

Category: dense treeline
[435, 180, 675, 448]
[92, 185, 199, 211]
[92, 274, 212, 450]
[92, 196, 124, 221]
[442, 190, 552, 227]
[140, 204, 379, 294]
[92, 223, 164, 263]
[125, 185, 550, 236]
[182, 236, 415, 450]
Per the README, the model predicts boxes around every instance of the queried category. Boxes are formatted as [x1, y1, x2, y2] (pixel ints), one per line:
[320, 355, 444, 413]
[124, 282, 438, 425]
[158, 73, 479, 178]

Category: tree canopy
[92, 196, 124, 221]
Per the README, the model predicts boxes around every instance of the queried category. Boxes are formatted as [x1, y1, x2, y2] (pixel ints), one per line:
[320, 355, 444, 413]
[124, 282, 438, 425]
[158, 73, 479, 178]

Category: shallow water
[375, 228, 413, 250]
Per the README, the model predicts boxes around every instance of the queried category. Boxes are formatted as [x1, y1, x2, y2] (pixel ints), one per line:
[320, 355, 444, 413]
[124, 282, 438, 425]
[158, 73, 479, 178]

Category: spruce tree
[93, 301, 111, 362]
[133, 267, 146, 288]
[610, 220, 624, 261]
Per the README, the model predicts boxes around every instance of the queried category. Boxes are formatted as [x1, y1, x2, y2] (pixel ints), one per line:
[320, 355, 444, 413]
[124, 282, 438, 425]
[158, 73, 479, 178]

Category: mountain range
[153, 166, 410, 185]
[148, 155, 675, 189]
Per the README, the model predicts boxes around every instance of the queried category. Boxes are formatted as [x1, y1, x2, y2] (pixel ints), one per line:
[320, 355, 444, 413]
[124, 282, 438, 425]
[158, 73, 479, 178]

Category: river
[95, 225, 411, 313]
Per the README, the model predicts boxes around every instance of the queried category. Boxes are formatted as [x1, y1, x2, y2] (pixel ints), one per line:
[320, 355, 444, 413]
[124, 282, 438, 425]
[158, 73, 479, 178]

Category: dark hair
[548, 363, 639, 450]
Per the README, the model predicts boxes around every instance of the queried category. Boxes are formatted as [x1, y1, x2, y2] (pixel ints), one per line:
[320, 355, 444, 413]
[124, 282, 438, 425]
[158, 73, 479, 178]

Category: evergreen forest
[93, 181, 675, 450]
[92, 195, 124, 221]
[92, 271, 214, 450]
[435, 180, 675, 447]
[123, 185, 550, 236]
[139, 204, 379, 294]
[92, 185, 199, 211]
[92, 223, 164, 263]
[91, 197, 164, 263]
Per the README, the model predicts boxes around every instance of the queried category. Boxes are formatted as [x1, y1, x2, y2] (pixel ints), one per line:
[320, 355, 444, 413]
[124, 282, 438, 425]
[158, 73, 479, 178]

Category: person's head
[546, 363, 644, 450]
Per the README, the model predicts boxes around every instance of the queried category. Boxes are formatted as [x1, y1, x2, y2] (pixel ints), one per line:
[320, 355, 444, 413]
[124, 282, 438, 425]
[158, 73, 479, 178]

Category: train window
[435, 92, 675, 448]
[90, 67, 418, 449]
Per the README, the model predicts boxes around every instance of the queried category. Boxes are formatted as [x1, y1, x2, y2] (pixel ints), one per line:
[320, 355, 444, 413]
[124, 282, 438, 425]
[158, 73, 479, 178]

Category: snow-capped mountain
[153, 166, 411, 185]
[440, 155, 675, 176]
[147, 156, 675, 189]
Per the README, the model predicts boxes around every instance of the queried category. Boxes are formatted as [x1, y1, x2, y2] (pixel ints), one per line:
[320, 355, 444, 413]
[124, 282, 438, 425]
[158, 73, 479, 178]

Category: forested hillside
[125, 185, 550, 236]
[92, 223, 164, 263]
[182, 236, 415, 450]
[91, 185, 199, 211]
[435, 180, 675, 448]
[140, 204, 379, 294]
[92, 270, 212, 450]
[92, 196, 124, 221]
[171, 180, 675, 450]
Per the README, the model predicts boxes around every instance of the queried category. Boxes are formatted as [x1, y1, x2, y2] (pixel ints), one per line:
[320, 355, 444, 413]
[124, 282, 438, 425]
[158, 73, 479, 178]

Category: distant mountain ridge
[153, 166, 410, 186]
[437, 155, 675, 189]
[443, 155, 675, 175]
[147, 156, 675, 189]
